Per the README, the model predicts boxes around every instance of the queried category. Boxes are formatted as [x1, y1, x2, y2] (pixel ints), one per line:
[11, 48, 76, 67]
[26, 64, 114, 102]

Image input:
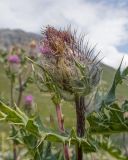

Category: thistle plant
[4, 45, 37, 107]
[0, 27, 128, 160]
[0, 45, 37, 160]
[39, 26, 101, 160]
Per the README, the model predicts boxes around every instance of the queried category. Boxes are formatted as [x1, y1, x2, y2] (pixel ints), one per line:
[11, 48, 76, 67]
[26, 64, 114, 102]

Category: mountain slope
[0, 28, 41, 50]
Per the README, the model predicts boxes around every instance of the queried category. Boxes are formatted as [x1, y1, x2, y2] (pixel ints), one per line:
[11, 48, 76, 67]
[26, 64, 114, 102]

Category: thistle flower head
[8, 55, 20, 64]
[24, 95, 33, 106]
[40, 26, 101, 96]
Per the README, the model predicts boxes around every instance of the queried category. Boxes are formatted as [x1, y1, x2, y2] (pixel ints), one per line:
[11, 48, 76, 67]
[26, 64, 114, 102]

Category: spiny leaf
[0, 101, 27, 124]
[105, 62, 122, 104]
[105, 62, 128, 105]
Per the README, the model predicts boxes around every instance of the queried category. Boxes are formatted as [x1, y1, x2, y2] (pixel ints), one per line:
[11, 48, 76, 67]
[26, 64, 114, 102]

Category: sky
[0, 0, 128, 68]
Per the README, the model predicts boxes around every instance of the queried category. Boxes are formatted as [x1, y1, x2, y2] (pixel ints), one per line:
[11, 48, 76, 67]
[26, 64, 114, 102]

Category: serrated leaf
[87, 103, 128, 135]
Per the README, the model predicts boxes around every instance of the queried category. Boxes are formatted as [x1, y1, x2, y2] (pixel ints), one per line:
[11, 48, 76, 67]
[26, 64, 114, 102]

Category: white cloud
[0, 0, 128, 68]
[100, 46, 128, 68]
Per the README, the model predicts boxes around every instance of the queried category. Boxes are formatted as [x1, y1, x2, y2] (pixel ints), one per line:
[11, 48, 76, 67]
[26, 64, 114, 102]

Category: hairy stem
[55, 104, 70, 160]
[75, 95, 86, 160]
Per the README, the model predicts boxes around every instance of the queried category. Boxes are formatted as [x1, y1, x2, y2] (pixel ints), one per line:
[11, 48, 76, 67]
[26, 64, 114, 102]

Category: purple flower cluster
[8, 55, 20, 64]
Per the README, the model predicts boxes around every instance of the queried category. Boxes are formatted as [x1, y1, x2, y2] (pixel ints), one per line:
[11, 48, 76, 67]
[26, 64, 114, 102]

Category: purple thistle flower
[40, 26, 101, 96]
[24, 95, 33, 106]
[8, 55, 20, 64]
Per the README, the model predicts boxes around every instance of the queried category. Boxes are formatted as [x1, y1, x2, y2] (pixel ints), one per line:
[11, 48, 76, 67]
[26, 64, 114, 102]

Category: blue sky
[0, 0, 128, 68]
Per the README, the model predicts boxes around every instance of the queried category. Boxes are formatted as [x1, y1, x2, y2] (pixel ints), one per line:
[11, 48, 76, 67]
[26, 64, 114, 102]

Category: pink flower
[24, 95, 33, 106]
[8, 55, 20, 64]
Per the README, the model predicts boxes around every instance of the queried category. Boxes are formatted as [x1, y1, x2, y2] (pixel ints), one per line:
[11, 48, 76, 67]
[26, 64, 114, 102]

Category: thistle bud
[7, 54, 20, 73]
[24, 95, 33, 106]
[28, 40, 37, 59]
[30, 40, 36, 48]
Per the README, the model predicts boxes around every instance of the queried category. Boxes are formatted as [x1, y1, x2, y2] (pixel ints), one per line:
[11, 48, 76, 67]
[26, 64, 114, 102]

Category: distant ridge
[0, 28, 41, 50]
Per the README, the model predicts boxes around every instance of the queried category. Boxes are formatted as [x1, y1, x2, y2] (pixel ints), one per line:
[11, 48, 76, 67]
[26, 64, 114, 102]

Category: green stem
[17, 75, 23, 107]
[10, 76, 17, 160]
[10, 76, 14, 108]
[75, 95, 86, 160]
